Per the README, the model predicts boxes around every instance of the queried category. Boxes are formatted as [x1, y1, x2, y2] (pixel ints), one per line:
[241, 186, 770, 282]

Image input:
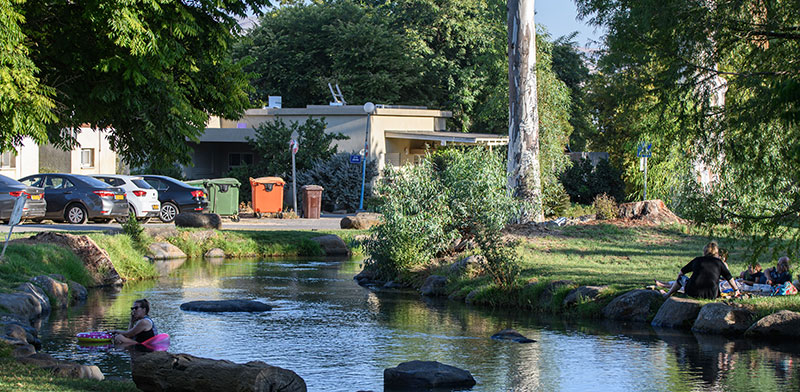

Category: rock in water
[491, 329, 536, 343]
[180, 300, 272, 312]
[384, 360, 476, 389]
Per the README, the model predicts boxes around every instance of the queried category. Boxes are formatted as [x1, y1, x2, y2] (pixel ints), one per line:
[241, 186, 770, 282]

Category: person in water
[110, 299, 158, 345]
[663, 241, 741, 299]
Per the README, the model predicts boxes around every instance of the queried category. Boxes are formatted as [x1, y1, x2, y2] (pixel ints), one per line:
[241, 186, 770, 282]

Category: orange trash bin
[301, 185, 324, 219]
[250, 177, 285, 217]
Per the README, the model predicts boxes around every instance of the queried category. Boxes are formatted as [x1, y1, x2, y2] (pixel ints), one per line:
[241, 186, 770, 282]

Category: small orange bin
[250, 177, 285, 217]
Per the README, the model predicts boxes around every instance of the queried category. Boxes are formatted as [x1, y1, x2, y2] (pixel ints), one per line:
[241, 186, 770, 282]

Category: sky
[535, 0, 604, 48]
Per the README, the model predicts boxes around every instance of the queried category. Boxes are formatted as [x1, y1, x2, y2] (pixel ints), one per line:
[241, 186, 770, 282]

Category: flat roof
[244, 105, 452, 118]
[384, 130, 509, 146]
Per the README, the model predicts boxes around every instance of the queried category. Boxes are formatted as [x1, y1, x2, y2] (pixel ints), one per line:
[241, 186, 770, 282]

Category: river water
[38, 257, 800, 391]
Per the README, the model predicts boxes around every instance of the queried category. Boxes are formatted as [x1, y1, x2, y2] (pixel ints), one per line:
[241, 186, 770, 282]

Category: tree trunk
[507, 0, 543, 222]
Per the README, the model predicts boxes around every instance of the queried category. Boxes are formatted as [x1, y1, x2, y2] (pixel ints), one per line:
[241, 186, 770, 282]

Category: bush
[542, 175, 571, 218]
[593, 193, 619, 220]
[225, 164, 258, 203]
[365, 147, 519, 280]
[560, 157, 625, 204]
[296, 152, 378, 212]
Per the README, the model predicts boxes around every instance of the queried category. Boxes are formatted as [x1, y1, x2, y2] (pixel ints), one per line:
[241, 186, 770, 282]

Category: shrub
[560, 157, 625, 204]
[365, 147, 519, 280]
[120, 212, 148, 248]
[542, 175, 571, 218]
[593, 193, 619, 220]
[225, 164, 258, 203]
[296, 152, 378, 212]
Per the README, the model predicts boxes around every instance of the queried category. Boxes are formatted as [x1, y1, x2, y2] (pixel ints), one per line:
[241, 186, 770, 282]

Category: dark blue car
[18, 173, 127, 224]
[140, 175, 208, 223]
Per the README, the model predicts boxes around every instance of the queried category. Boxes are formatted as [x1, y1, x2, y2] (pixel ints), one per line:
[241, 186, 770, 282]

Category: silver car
[0, 174, 46, 224]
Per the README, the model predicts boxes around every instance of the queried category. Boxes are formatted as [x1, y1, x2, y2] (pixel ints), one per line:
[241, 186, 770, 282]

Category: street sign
[9, 195, 25, 226]
[289, 139, 299, 155]
[349, 154, 362, 164]
[637, 142, 652, 158]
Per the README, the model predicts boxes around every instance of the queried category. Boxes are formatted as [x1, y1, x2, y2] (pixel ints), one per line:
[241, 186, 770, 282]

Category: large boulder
[651, 297, 702, 329]
[449, 255, 487, 276]
[16, 283, 50, 315]
[744, 310, 800, 338]
[310, 235, 350, 257]
[563, 285, 608, 307]
[131, 351, 306, 392]
[14, 232, 122, 287]
[340, 213, 382, 230]
[602, 290, 663, 322]
[419, 275, 448, 297]
[144, 226, 180, 240]
[491, 329, 536, 343]
[617, 199, 684, 225]
[180, 300, 272, 312]
[18, 353, 104, 380]
[0, 292, 42, 320]
[147, 242, 187, 260]
[175, 213, 222, 229]
[204, 248, 225, 259]
[384, 361, 476, 389]
[30, 275, 69, 309]
[692, 303, 755, 336]
[68, 281, 88, 305]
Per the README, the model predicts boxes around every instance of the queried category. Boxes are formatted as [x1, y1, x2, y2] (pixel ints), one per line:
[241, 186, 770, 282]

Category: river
[38, 257, 800, 391]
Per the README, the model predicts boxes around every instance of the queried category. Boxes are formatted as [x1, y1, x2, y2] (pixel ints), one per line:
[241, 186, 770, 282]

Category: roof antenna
[328, 83, 346, 106]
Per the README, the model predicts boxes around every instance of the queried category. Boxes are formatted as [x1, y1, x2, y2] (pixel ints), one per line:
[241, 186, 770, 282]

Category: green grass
[0, 356, 138, 392]
[86, 233, 158, 282]
[440, 222, 800, 319]
[0, 244, 92, 292]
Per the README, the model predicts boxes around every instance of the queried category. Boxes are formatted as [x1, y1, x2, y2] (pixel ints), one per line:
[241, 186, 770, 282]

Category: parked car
[18, 173, 127, 224]
[0, 174, 46, 224]
[140, 175, 208, 223]
[93, 174, 161, 223]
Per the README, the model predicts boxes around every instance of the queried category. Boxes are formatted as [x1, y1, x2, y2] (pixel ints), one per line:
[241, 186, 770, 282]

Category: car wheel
[65, 204, 88, 224]
[116, 205, 135, 224]
[160, 202, 179, 223]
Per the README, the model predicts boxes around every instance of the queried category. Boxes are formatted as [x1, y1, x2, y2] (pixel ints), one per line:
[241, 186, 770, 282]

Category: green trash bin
[185, 178, 241, 221]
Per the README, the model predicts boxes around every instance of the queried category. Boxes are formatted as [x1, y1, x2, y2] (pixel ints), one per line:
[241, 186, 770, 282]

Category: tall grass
[0, 244, 91, 291]
[87, 234, 157, 281]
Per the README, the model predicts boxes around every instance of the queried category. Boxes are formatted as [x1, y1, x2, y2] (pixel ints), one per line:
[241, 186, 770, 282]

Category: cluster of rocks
[0, 274, 100, 380]
[340, 213, 382, 230]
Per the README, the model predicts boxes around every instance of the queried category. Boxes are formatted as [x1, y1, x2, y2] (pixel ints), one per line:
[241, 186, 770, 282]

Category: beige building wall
[0, 138, 40, 179]
[71, 128, 117, 174]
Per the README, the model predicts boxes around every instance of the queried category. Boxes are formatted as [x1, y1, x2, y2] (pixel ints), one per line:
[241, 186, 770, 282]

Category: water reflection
[37, 258, 800, 391]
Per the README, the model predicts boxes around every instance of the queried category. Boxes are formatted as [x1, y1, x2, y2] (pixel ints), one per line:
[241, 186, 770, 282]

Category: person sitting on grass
[765, 257, 792, 286]
[662, 241, 740, 299]
[740, 262, 765, 285]
[110, 299, 158, 346]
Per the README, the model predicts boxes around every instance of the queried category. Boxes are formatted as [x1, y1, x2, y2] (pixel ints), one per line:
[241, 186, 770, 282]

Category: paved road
[0, 214, 348, 234]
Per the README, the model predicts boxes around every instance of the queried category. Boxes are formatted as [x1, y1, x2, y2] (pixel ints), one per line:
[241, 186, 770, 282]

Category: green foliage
[0, 358, 140, 391]
[552, 33, 597, 151]
[593, 193, 619, 220]
[4, 0, 270, 167]
[577, 0, 800, 257]
[296, 152, 378, 212]
[561, 158, 625, 204]
[131, 163, 185, 180]
[120, 212, 149, 250]
[87, 234, 157, 282]
[225, 164, 255, 203]
[542, 175, 571, 218]
[476, 231, 522, 291]
[365, 148, 518, 279]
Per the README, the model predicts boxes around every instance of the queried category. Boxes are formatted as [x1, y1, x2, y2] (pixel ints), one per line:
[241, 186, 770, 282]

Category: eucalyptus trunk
[506, 0, 543, 223]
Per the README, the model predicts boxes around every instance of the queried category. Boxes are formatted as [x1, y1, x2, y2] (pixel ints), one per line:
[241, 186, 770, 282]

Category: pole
[643, 156, 648, 201]
[292, 147, 297, 213]
[0, 226, 14, 261]
[358, 113, 370, 211]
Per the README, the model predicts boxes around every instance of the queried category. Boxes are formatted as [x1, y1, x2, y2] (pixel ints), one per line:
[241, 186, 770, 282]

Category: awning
[384, 130, 508, 146]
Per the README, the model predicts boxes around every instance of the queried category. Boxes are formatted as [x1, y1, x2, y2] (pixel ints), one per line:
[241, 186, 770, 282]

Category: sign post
[636, 142, 652, 201]
[290, 139, 299, 214]
[1, 194, 27, 261]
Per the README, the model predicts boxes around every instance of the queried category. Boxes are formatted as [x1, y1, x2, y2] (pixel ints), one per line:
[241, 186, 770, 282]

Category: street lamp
[359, 102, 375, 211]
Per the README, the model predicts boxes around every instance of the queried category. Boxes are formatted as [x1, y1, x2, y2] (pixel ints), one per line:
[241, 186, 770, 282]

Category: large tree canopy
[577, 0, 800, 257]
[2, 0, 268, 167]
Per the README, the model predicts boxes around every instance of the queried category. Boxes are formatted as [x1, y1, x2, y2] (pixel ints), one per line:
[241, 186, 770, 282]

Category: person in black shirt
[111, 298, 158, 345]
[664, 241, 740, 299]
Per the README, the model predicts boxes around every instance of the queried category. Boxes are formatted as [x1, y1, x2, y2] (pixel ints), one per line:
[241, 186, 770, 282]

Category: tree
[577, 0, 800, 257]
[551, 33, 596, 152]
[506, 0, 543, 222]
[2, 0, 269, 167]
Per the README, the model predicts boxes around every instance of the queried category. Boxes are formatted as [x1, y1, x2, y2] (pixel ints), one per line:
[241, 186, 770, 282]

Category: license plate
[115, 194, 124, 200]
[152, 205, 159, 210]
[31, 195, 42, 200]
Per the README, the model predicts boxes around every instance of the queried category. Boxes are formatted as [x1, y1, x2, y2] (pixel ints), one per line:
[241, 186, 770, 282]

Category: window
[44, 177, 73, 190]
[81, 148, 95, 168]
[20, 176, 41, 187]
[229, 152, 253, 168]
[0, 151, 16, 168]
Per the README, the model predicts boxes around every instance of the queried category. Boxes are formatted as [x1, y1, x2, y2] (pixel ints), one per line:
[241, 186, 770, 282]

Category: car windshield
[132, 179, 154, 189]
[75, 175, 113, 188]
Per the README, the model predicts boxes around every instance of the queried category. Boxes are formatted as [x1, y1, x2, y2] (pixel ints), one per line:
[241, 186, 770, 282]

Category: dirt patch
[11, 232, 123, 287]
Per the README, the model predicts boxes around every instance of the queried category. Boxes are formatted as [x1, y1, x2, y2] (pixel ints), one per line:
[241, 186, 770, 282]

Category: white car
[93, 175, 160, 223]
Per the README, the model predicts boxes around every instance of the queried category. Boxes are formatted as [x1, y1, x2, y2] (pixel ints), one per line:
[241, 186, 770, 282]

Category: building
[0, 127, 117, 180]
[187, 105, 508, 179]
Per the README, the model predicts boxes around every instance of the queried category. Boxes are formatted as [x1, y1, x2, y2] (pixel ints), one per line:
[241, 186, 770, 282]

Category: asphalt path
[0, 214, 348, 234]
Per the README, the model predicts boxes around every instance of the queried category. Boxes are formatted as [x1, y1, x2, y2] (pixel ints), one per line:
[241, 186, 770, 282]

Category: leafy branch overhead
[2, 0, 272, 167]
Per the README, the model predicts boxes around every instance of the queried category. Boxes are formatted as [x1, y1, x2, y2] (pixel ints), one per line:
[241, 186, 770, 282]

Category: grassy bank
[435, 222, 800, 320]
[0, 244, 92, 293]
